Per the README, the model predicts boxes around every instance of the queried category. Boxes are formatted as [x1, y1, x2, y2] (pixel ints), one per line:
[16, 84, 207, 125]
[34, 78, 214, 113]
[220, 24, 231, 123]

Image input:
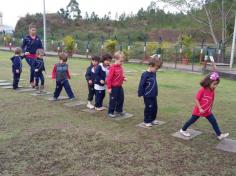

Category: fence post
[191, 48, 194, 72]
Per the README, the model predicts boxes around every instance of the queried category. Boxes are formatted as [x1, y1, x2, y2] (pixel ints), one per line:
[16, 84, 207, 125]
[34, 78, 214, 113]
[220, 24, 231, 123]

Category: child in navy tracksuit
[138, 57, 163, 127]
[106, 51, 126, 118]
[21, 24, 43, 87]
[10, 47, 24, 90]
[34, 49, 46, 92]
[85, 56, 100, 109]
[94, 54, 112, 111]
[52, 52, 75, 100]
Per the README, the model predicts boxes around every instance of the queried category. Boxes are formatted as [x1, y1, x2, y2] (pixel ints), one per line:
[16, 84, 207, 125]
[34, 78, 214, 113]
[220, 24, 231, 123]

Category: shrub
[104, 39, 118, 55]
[63, 35, 75, 53]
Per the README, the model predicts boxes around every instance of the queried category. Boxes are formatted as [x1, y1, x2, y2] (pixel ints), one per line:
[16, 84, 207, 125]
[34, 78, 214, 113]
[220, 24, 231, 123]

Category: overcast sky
[0, 0, 163, 28]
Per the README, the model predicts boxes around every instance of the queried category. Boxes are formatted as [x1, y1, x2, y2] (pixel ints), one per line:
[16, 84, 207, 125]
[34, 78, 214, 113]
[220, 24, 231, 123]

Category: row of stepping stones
[0, 79, 235, 153]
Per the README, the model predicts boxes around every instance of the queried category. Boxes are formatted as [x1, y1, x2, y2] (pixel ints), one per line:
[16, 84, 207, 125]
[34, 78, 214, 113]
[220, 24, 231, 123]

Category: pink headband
[210, 72, 219, 81]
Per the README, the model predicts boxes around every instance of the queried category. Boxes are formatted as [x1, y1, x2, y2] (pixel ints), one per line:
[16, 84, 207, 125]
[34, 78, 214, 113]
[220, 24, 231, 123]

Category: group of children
[10, 24, 229, 141]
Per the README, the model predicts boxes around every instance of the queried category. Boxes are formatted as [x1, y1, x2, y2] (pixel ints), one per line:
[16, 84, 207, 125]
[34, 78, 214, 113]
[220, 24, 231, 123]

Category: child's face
[149, 65, 159, 73]
[37, 54, 44, 59]
[29, 28, 37, 36]
[92, 60, 98, 66]
[210, 81, 218, 90]
[103, 60, 111, 67]
[116, 56, 124, 65]
[59, 59, 65, 64]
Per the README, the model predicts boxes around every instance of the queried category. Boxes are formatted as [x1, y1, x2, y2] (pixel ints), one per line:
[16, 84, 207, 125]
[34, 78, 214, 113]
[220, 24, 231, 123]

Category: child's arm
[195, 88, 205, 113]
[51, 64, 57, 80]
[85, 66, 92, 81]
[106, 66, 114, 93]
[138, 73, 146, 97]
[66, 66, 71, 80]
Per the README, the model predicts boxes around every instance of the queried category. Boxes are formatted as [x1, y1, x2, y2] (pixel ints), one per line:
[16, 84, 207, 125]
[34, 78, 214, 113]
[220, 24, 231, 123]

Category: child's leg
[40, 73, 45, 86]
[151, 97, 158, 122]
[13, 72, 20, 89]
[206, 114, 221, 136]
[35, 74, 39, 87]
[108, 87, 118, 114]
[144, 97, 155, 123]
[53, 81, 63, 98]
[63, 80, 75, 99]
[182, 115, 200, 131]
[95, 90, 105, 107]
[115, 87, 124, 113]
[87, 85, 95, 101]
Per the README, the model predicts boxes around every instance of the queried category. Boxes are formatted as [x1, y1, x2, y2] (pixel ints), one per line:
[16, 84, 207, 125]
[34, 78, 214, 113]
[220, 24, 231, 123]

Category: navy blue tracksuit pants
[13, 72, 21, 89]
[35, 72, 44, 86]
[53, 79, 75, 99]
[95, 89, 105, 108]
[144, 97, 158, 123]
[108, 87, 124, 114]
[182, 114, 221, 136]
[87, 84, 96, 101]
[25, 58, 35, 84]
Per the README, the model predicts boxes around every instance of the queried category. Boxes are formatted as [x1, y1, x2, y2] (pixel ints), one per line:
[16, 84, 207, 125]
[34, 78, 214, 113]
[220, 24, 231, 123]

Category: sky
[0, 0, 161, 28]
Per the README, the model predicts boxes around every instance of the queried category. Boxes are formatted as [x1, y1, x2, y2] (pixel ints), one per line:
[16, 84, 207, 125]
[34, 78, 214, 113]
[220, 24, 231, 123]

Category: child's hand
[108, 89, 112, 94]
[199, 107, 205, 114]
[35, 69, 39, 72]
[124, 77, 127, 81]
[88, 80, 93, 85]
[16, 70, 19, 74]
[100, 80, 105, 84]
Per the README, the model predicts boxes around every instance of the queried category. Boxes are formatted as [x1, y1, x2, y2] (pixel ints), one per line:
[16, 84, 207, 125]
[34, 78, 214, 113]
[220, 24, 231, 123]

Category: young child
[52, 52, 75, 100]
[179, 70, 229, 140]
[94, 54, 112, 111]
[106, 51, 126, 117]
[10, 47, 23, 90]
[34, 49, 46, 92]
[85, 56, 100, 109]
[22, 24, 43, 87]
[138, 56, 163, 127]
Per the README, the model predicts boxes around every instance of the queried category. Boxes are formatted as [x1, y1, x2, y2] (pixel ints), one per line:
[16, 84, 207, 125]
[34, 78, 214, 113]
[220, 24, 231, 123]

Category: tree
[157, 0, 236, 45]
[66, 0, 82, 20]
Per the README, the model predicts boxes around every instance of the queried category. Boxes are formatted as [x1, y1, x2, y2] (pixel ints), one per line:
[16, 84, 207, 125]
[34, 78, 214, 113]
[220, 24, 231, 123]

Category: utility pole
[230, 14, 236, 68]
[43, 0, 47, 51]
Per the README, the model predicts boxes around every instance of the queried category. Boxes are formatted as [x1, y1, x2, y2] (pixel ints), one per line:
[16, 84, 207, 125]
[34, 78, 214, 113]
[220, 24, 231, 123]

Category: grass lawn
[0, 51, 236, 176]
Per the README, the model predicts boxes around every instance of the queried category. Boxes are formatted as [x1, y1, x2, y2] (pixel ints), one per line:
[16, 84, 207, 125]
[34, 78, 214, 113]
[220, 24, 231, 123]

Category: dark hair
[29, 23, 36, 30]
[200, 73, 220, 88]
[91, 55, 100, 62]
[58, 52, 68, 62]
[101, 53, 112, 62]
[14, 47, 22, 55]
[148, 58, 163, 68]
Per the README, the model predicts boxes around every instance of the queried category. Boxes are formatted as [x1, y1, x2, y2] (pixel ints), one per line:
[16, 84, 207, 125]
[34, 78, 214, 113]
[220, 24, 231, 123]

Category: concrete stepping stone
[81, 108, 97, 113]
[0, 80, 8, 83]
[31, 92, 52, 96]
[216, 138, 236, 153]
[0, 82, 12, 86]
[17, 88, 36, 93]
[137, 120, 166, 129]
[172, 129, 202, 140]
[64, 101, 86, 108]
[111, 113, 134, 120]
[48, 96, 69, 101]
[1, 85, 23, 89]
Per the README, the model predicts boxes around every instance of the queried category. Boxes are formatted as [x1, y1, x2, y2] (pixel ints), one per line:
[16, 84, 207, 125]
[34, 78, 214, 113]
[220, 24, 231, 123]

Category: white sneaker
[144, 123, 153, 127]
[179, 129, 191, 137]
[87, 103, 94, 109]
[217, 133, 229, 140]
[95, 107, 105, 111]
[152, 120, 159, 125]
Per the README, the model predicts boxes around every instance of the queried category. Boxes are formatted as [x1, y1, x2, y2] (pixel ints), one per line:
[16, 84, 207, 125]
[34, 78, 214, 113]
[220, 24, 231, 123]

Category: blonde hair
[114, 51, 125, 60]
[14, 47, 22, 55]
[58, 52, 68, 62]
